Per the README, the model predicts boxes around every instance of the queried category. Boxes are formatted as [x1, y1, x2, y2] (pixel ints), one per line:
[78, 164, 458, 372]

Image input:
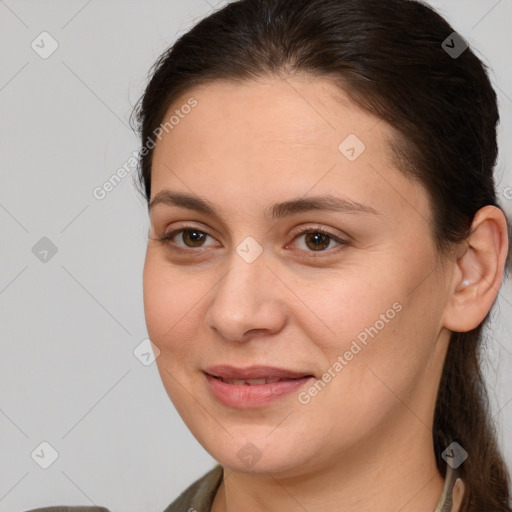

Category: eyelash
[155, 224, 350, 257]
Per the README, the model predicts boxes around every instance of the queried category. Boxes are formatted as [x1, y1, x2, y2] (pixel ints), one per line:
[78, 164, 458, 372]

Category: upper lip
[204, 365, 314, 380]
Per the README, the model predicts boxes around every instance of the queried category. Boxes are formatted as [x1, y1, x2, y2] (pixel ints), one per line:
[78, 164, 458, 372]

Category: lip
[204, 365, 314, 380]
[203, 365, 315, 408]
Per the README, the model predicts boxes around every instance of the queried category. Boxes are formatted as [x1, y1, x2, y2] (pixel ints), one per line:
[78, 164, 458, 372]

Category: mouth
[208, 376, 304, 385]
[203, 365, 316, 408]
[204, 364, 315, 382]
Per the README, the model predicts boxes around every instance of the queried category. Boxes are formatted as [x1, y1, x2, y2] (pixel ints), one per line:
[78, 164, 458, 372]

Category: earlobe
[443, 205, 509, 332]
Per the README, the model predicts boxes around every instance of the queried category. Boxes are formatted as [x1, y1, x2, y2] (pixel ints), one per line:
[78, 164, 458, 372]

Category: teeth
[220, 377, 282, 385]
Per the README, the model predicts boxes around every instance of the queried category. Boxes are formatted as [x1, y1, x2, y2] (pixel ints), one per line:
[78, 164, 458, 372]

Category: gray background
[0, 1, 511, 511]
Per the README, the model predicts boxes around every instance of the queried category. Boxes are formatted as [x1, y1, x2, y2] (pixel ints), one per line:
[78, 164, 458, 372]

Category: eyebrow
[148, 190, 380, 218]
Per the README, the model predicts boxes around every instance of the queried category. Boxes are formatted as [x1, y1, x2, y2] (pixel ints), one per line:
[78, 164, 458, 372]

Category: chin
[195, 429, 315, 476]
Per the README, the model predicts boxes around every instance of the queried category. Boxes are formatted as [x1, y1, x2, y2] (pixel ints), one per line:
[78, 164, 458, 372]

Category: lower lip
[204, 373, 314, 408]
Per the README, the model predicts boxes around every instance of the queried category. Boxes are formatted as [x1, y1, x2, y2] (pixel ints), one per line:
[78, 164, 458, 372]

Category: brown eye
[180, 229, 207, 247]
[303, 232, 332, 251]
[292, 229, 348, 254]
[158, 228, 215, 249]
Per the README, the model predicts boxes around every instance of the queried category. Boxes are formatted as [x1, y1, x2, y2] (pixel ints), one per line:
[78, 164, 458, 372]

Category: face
[143, 75, 453, 477]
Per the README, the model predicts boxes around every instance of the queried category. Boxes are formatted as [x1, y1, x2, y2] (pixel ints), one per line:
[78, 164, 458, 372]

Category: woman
[29, 0, 511, 510]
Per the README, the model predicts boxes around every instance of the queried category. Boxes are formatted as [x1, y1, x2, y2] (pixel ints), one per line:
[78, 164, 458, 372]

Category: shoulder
[162, 464, 223, 512]
[24, 465, 223, 512]
[23, 508, 110, 512]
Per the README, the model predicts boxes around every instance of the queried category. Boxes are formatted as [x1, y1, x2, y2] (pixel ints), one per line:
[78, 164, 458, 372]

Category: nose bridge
[206, 244, 286, 341]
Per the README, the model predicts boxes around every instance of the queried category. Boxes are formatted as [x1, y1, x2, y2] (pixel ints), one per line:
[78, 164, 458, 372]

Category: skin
[142, 74, 508, 512]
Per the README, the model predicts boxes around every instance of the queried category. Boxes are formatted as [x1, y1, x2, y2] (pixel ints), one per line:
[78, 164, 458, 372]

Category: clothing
[23, 509, 109, 512]
[24, 461, 465, 512]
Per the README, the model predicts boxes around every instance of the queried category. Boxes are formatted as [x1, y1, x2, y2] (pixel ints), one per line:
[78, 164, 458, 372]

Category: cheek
[304, 257, 440, 390]
[319, 278, 443, 423]
[142, 251, 204, 355]
[302, 269, 403, 355]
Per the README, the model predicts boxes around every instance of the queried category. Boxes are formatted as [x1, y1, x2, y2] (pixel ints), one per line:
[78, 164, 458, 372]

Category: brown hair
[131, 0, 512, 509]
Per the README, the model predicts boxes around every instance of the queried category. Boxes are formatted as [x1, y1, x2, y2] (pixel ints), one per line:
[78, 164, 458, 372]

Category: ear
[443, 205, 509, 332]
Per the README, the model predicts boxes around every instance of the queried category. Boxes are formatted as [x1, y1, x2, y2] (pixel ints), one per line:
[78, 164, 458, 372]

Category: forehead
[152, 76, 393, 174]
[149, 75, 429, 227]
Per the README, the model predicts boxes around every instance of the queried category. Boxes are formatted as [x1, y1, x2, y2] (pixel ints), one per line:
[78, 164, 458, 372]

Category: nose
[205, 250, 288, 343]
